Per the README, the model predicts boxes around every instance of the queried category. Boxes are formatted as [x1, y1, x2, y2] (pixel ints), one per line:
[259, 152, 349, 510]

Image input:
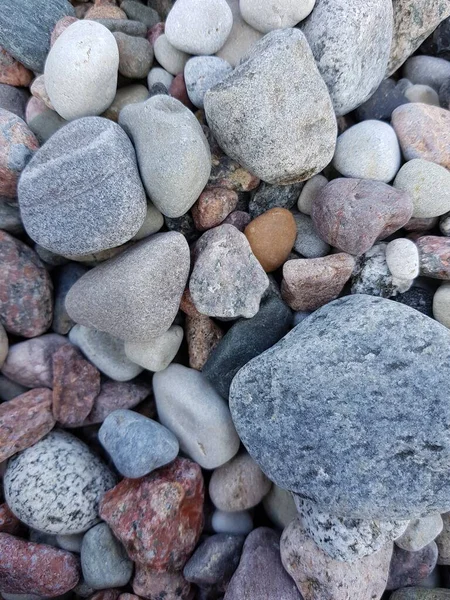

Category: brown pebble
[133, 565, 193, 600]
[0, 47, 33, 87]
[30, 75, 53, 110]
[192, 187, 239, 231]
[186, 313, 223, 370]
[180, 288, 200, 317]
[85, 2, 126, 19]
[417, 235, 450, 279]
[169, 73, 196, 110]
[0, 504, 23, 536]
[50, 16, 78, 46]
[245, 208, 297, 272]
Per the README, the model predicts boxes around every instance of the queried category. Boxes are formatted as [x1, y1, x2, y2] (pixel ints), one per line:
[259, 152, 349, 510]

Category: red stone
[100, 457, 204, 571]
[180, 288, 200, 317]
[89, 591, 121, 600]
[52, 344, 101, 427]
[186, 313, 223, 370]
[0, 47, 33, 87]
[0, 504, 23, 535]
[147, 22, 165, 46]
[0, 532, 80, 595]
[0, 388, 55, 461]
[169, 74, 196, 111]
[82, 379, 151, 426]
[0, 231, 53, 338]
[417, 235, 450, 279]
[133, 564, 193, 600]
[192, 187, 239, 231]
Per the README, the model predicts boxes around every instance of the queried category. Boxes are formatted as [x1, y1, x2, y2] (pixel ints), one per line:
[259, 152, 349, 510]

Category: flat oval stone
[396, 515, 443, 552]
[240, 0, 315, 32]
[230, 294, 450, 520]
[394, 159, 450, 218]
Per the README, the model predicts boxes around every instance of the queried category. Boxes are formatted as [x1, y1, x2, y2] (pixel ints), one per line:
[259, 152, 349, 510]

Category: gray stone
[0, 0, 74, 72]
[4, 430, 116, 534]
[81, 522, 133, 589]
[301, 0, 393, 116]
[0, 199, 23, 236]
[113, 32, 153, 80]
[119, 95, 211, 218]
[132, 201, 164, 240]
[204, 28, 337, 185]
[230, 294, 450, 520]
[52, 263, 88, 335]
[249, 182, 303, 219]
[18, 117, 146, 256]
[386, 541, 438, 590]
[212, 509, 254, 535]
[35, 244, 67, 267]
[404, 56, 450, 91]
[56, 533, 84, 553]
[92, 18, 148, 37]
[121, 0, 160, 27]
[297, 174, 328, 215]
[65, 232, 190, 342]
[263, 485, 297, 530]
[185, 56, 232, 109]
[405, 84, 441, 106]
[0, 375, 28, 402]
[98, 409, 179, 478]
[293, 211, 330, 258]
[437, 512, 450, 564]
[0, 84, 28, 120]
[240, 0, 315, 32]
[125, 324, 183, 372]
[190, 224, 269, 319]
[396, 515, 443, 551]
[154, 34, 189, 76]
[27, 107, 66, 144]
[355, 78, 409, 122]
[215, 0, 263, 67]
[103, 84, 150, 123]
[390, 589, 450, 600]
[147, 67, 174, 90]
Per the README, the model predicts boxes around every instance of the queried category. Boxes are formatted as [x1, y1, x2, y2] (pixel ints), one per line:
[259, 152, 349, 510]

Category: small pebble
[405, 216, 439, 232]
[403, 55, 450, 91]
[396, 515, 444, 552]
[223, 210, 252, 231]
[249, 182, 303, 218]
[215, 0, 262, 67]
[0, 375, 28, 402]
[386, 238, 420, 280]
[240, 0, 315, 33]
[154, 34, 189, 75]
[192, 187, 239, 231]
[404, 84, 440, 105]
[394, 285, 435, 317]
[113, 32, 153, 80]
[437, 512, 450, 564]
[125, 325, 183, 372]
[262, 485, 297, 530]
[85, 3, 127, 19]
[121, 0, 160, 27]
[185, 312, 223, 370]
[297, 174, 328, 215]
[355, 78, 409, 122]
[147, 66, 174, 89]
[184, 56, 232, 108]
[386, 542, 438, 590]
[0, 47, 32, 87]
[83, 379, 151, 426]
[212, 509, 254, 535]
[52, 263, 88, 335]
[132, 202, 164, 240]
[0, 504, 23, 536]
[56, 533, 84, 553]
[94, 18, 148, 37]
[293, 211, 330, 258]
[132, 565, 193, 600]
[103, 85, 150, 123]
[394, 159, 450, 218]
[30, 75, 53, 110]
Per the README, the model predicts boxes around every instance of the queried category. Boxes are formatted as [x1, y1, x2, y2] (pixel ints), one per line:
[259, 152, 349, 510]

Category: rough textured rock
[417, 236, 450, 279]
[114, 32, 153, 80]
[0, 504, 23, 536]
[437, 512, 450, 564]
[132, 565, 193, 600]
[387, 542, 438, 590]
[355, 78, 409, 121]
[390, 590, 450, 600]
[185, 312, 223, 370]
[249, 182, 303, 219]
[397, 515, 443, 551]
[230, 294, 450, 520]
[207, 131, 260, 193]
[204, 28, 336, 185]
[0, 84, 29, 121]
[192, 187, 238, 231]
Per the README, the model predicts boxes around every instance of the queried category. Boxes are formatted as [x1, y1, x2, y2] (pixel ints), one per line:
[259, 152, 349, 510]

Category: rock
[281, 518, 392, 600]
[103, 85, 150, 123]
[240, 0, 315, 32]
[0, 323, 6, 368]
[18, 117, 146, 256]
[420, 15, 450, 58]
[397, 515, 443, 551]
[404, 55, 450, 91]
[209, 451, 272, 511]
[66, 233, 190, 342]
[441, 212, 450, 236]
[387, 542, 438, 590]
[89, 590, 122, 600]
[132, 202, 164, 240]
[225, 528, 302, 600]
[165, 213, 200, 244]
[0, 375, 28, 402]
[0, 533, 80, 596]
[223, 210, 252, 231]
[50, 15, 78, 46]
[153, 364, 240, 469]
[27, 105, 66, 144]
[0, 388, 55, 462]
[391, 590, 450, 600]
[230, 294, 450, 519]
[0, 47, 32, 87]
[4, 430, 116, 534]
[121, 0, 160, 27]
[212, 509, 254, 535]
[202, 294, 291, 398]
[100, 457, 204, 570]
[192, 187, 238, 231]
[185, 313, 223, 370]
[125, 325, 183, 372]
[437, 512, 450, 564]
[0, 231, 53, 338]
[281, 254, 356, 311]
[99, 409, 179, 478]
[417, 236, 450, 279]
[83, 379, 151, 426]
[440, 78, 450, 108]
[386, 239, 420, 280]
[405, 84, 440, 105]
[52, 263, 88, 334]
[132, 566, 193, 600]
[355, 78, 409, 122]
[297, 174, 328, 216]
[57, 532, 84, 553]
[0, 199, 23, 236]
[190, 224, 269, 319]
[352, 243, 413, 297]
[405, 216, 439, 232]
[293, 212, 329, 258]
[35, 244, 67, 267]
[30, 75, 53, 110]
[263, 485, 297, 530]
[392, 104, 450, 170]
[154, 34, 189, 76]
[94, 18, 148, 37]
[434, 283, 450, 327]
[0, 84, 28, 120]
[206, 134, 260, 193]
[119, 96, 211, 218]
[52, 343, 101, 426]
[81, 522, 133, 590]
[185, 56, 232, 108]
[169, 72, 195, 108]
[204, 29, 336, 184]
[312, 178, 413, 255]
[394, 160, 450, 219]
[85, 3, 127, 19]
[0, 504, 23, 536]
[148, 66, 174, 90]
[249, 182, 303, 219]
[113, 32, 153, 80]
[215, 0, 262, 66]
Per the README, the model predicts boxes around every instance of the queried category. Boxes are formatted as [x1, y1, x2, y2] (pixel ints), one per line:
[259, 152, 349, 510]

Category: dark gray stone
[0, 374, 29, 402]
[386, 541, 438, 590]
[52, 263, 89, 335]
[28, 108, 67, 144]
[420, 17, 450, 60]
[149, 82, 169, 97]
[230, 294, 450, 520]
[0, 84, 29, 121]
[165, 213, 200, 244]
[0, 0, 75, 72]
[249, 182, 303, 219]
[355, 79, 409, 122]
[89, 18, 147, 37]
[393, 286, 435, 317]
[121, 0, 160, 27]
[148, 0, 175, 19]
[0, 199, 23, 235]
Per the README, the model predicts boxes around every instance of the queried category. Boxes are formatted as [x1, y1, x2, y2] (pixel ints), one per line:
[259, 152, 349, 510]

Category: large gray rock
[204, 28, 336, 185]
[230, 294, 450, 520]
[301, 0, 393, 116]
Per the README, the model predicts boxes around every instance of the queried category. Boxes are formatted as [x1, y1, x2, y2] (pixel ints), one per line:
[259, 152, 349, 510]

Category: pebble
[5, 430, 116, 534]
[212, 509, 253, 535]
[131, 202, 164, 241]
[394, 159, 450, 219]
[125, 325, 183, 372]
[262, 485, 297, 530]
[50, 15, 78, 46]
[440, 78, 450, 108]
[81, 522, 133, 590]
[225, 528, 302, 600]
[165, 212, 200, 244]
[132, 566, 193, 600]
[404, 55, 450, 91]
[293, 211, 330, 258]
[0, 323, 7, 368]
[26, 104, 66, 144]
[230, 295, 450, 519]
[405, 84, 440, 106]
[297, 174, 328, 215]
[437, 512, 450, 565]
[405, 216, 439, 232]
[191, 187, 239, 231]
[185, 312, 223, 370]
[281, 254, 356, 311]
[0, 231, 53, 338]
[387, 542, 438, 590]
[397, 515, 444, 552]
[332, 120, 401, 182]
[240, 0, 315, 33]
[355, 78, 409, 122]
[119, 95, 211, 218]
[113, 32, 153, 79]
[391, 590, 450, 600]
[249, 182, 303, 219]
[0, 47, 32, 87]
[0, 199, 23, 236]
[184, 56, 232, 108]
[95, 18, 148, 37]
[169, 72, 195, 109]
[85, 3, 127, 19]
[0, 533, 80, 596]
[0, 504, 23, 536]
[83, 379, 151, 426]
[417, 236, 450, 279]
[56, 533, 84, 553]
[441, 212, 450, 236]
[100, 457, 204, 571]
[223, 210, 252, 231]
[121, 0, 160, 27]
[205, 29, 336, 185]
[66, 232, 190, 342]
[386, 238, 420, 280]
[392, 104, 450, 169]
[103, 85, 149, 122]
[312, 178, 413, 255]
[147, 66, 174, 90]
[165, 0, 233, 55]
[434, 283, 450, 328]
[153, 363, 240, 468]
[30, 75, 53, 110]
[0, 388, 55, 462]
[154, 34, 189, 75]
[52, 263, 88, 334]
[0, 84, 29, 120]
[98, 409, 179, 477]
[0, 376, 28, 403]
[215, 0, 262, 66]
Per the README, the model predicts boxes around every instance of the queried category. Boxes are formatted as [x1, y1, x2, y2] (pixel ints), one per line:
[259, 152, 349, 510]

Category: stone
[132, 566, 193, 600]
[240, 0, 315, 32]
[223, 210, 252, 231]
[281, 254, 356, 311]
[165, 0, 232, 55]
[0, 504, 23, 536]
[83, 379, 151, 426]
[30, 75, 53, 110]
[391, 590, 450, 600]
[215, 0, 262, 66]
[0, 376, 28, 402]
[437, 512, 450, 564]
[18, 117, 146, 257]
[0, 323, 6, 368]
[263, 485, 297, 530]
[165, 213, 200, 244]
[420, 15, 450, 58]
[125, 325, 183, 372]
[0, 231, 53, 338]
[404, 55, 450, 91]
[386, 239, 420, 280]
[202, 294, 292, 398]
[186, 313, 223, 370]
[50, 15, 78, 46]
[230, 294, 450, 520]
[4, 430, 116, 534]
[249, 182, 303, 219]
[52, 343, 101, 426]
[212, 510, 254, 535]
[397, 515, 443, 551]
[312, 178, 413, 255]
[297, 174, 328, 215]
[114, 32, 153, 79]
[57, 532, 84, 553]
[392, 104, 450, 169]
[35, 244, 67, 267]
[416, 236, 450, 279]
[85, 3, 127, 19]
[66, 233, 190, 342]
[225, 528, 302, 600]
[440, 78, 450, 108]
[121, 0, 160, 27]
[153, 364, 240, 469]
[132, 202, 164, 240]
[99, 409, 179, 478]
[99, 457, 204, 571]
[405, 84, 440, 105]
[185, 56, 232, 108]
[209, 451, 272, 511]
[441, 212, 450, 236]
[0, 199, 23, 236]
[0, 84, 28, 120]
[27, 105, 66, 144]
[293, 212, 330, 258]
[434, 283, 450, 327]
[387, 542, 438, 590]
[0, 47, 32, 87]
[192, 187, 238, 231]
[88, 591, 121, 600]
[405, 216, 439, 232]
[81, 522, 133, 590]
[52, 263, 88, 334]
[94, 18, 148, 36]
[281, 519, 392, 600]
[119, 96, 211, 218]
[355, 78, 409, 122]
[395, 285, 434, 317]
[0, 533, 80, 596]
[190, 224, 269, 319]
[0, 389, 55, 462]
[147, 66, 174, 90]
[103, 85, 150, 123]
[204, 29, 336, 184]
[154, 34, 189, 75]
[168, 72, 195, 109]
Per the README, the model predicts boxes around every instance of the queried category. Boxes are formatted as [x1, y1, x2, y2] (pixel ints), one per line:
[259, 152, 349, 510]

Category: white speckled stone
[4, 430, 116, 534]
[386, 239, 419, 280]
[240, 0, 315, 33]
[154, 34, 190, 76]
[433, 283, 450, 329]
[297, 174, 328, 215]
[215, 0, 262, 67]
[45, 20, 119, 120]
[404, 84, 440, 106]
[185, 56, 232, 108]
[124, 325, 184, 372]
[132, 201, 164, 240]
[263, 485, 297, 529]
[147, 67, 174, 90]
[212, 509, 254, 535]
[395, 515, 443, 551]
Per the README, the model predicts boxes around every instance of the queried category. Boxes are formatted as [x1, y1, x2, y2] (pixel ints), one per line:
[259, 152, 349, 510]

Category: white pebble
[404, 84, 440, 106]
[147, 66, 174, 90]
[433, 283, 450, 329]
[240, 0, 316, 33]
[212, 509, 254, 535]
[297, 174, 328, 215]
[215, 0, 262, 67]
[124, 325, 184, 372]
[385, 239, 419, 280]
[154, 34, 190, 76]
[395, 514, 443, 552]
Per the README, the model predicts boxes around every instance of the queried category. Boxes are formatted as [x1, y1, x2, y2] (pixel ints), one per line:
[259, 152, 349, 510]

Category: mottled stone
[391, 590, 450, 600]
[387, 542, 438, 590]
[0, 198, 23, 236]
[85, 3, 127, 19]
[417, 236, 450, 279]
[437, 512, 450, 564]
[169, 72, 195, 110]
[0, 47, 32, 87]
[84, 380, 151, 427]
[397, 515, 443, 551]
[0, 504, 23, 535]
[30, 75, 53, 111]
[185, 313, 222, 371]
[207, 133, 260, 193]
[50, 15, 78, 46]
[185, 56, 232, 109]
[192, 188, 239, 232]
[121, 0, 160, 27]
[223, 210, 251, 232]
[165, 213, 200, 244]
[114, 32, 153, 79]
[355, 78, 409, 122]
[133, 565, 193, 600]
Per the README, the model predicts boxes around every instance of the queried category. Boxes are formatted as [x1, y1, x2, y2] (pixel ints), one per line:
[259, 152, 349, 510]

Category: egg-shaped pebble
[385, 239, 419, 280]
[154, 34, 190, 75]
[184, 56, 232, 108]
[124, 325, 184, 372]
[297, 174, 328, 215]
[433, 283, 450, 329]
[240, 0, 316, 33]
[404, 84, 440, 106]
[147, 66, 174, 90]
[212, 509, 254, 535]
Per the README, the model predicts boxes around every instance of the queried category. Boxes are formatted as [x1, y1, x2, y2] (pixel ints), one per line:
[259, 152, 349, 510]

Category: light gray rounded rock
[132, 201, 164, 240]
[297, 174, 328, 215]
[240, 0, 315, 32]
[185, 56, 232, 109]
[386, 239, 419, 280]
[301, 0, 393, 116]
[154, 34, 190, 76]
[125, 324, 183, 372]
[293, 211, 330, 258]
[212, 509, 254, 535]
[404, 84, 440, 106]
[204, 28, 336, 185]
[215, 0, 263, 67]
[433, 283, 450, 329]
[403, 56, 450, 92]
[56, 533, 84, 553]
[147, 67, 174, 90]
[4, 430, 116, 534]
[45, 20, 119, 120]
[119, 95, 211, 218]
[396, 515, 443, 552]
[263, 485, 297, 530]
[230, 294, 450, 520]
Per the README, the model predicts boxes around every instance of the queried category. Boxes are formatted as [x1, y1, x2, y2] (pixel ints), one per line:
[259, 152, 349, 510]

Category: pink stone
[51, 16, 79, 46]
[417, 235, 450, 279]
[404, 216, 439, 232]
[133, 565, 193, 600]
[25, 97, 47, 124]
[30, 75, 54, 110]
[223, 211, 252, 232]
[147, 22, 165, 46]
[81, 379, 151, 426]
[169, 74, 196, 111]
[0, 47, 33, 87]
[186, 313, 223, 370]
[89, 591, 121, 600]
[192, 188, 239, 232]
